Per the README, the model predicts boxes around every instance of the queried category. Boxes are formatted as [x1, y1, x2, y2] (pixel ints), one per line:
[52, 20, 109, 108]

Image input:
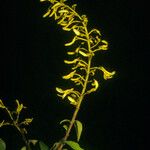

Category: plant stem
[57, 21, 92, 150]
[5, 108, 31, 150]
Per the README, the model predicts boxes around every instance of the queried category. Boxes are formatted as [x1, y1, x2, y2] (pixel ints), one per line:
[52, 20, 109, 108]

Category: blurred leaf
[60, 119, 70, 131]
[63, 124, 68, 131]
[0, 139, 6, 150]
[20, 146, 26, 150]
[39, 141, 49, 150]
[64, 141, 84, 150]
[74, 120, 83, 141]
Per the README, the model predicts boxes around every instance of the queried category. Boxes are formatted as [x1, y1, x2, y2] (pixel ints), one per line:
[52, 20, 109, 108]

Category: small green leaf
[60, 119, 70, 125]
[20, 146, 26, 150]
[39, 141, 49, 150]
[0, 139, 6, 150]
[64, 141, 84, 150]
[60, 119, 70, 131]
[74, 120, 83, 141]
[63, 124, 68, 131]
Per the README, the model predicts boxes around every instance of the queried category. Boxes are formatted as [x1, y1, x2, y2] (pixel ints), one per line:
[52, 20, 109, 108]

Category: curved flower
[85, 79, 99, 95]
[67, 96, 77, 105]
[62, 70, 76, 79]
[56, 87, 74, 99]
[99, 67, 116, 80]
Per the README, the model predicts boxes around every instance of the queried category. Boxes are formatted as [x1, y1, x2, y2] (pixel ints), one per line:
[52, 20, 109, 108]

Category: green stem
[5, 108, 31, 150]
[57, 16, 92, 150]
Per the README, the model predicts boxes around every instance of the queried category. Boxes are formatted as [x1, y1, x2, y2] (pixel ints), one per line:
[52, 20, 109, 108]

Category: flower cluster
[0, 99, 33, 133]
[41, 0, 115, 106]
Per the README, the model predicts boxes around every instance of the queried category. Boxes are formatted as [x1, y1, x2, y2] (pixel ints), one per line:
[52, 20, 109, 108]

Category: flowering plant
[0, 0, 115, 149]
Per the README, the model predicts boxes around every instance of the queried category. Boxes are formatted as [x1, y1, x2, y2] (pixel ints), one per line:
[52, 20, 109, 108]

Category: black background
[0, 0, 148, 150]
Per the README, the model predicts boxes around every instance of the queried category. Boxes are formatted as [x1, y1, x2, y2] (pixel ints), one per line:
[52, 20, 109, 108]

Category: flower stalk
[41, 0, 115, 149]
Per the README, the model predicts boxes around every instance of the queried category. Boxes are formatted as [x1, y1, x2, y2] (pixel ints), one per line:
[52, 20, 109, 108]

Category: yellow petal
[92, 79, 99, 90]
[67, 51, 76, 55]
[64, 58, 78, 64]
[73, 28, 80, 36]
[62, 70, 76, 79]
[58, 10, 69, 13]
[98, 40, 108, 50]
[62, 88, 74, 99]
[85, 79, 99, 94]
[79, 50, 89, 57]
[67, 96, 77, 105]
[65, 36, 77, 46]
[43, 10, 51, 18]
[56, 87, 64, 93]
[62, 27, 72, 31]
[99, 67, 116, 80]
[16, 100, 24, 113]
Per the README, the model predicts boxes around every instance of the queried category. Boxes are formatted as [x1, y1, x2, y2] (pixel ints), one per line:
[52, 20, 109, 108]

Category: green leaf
[64, 141, 84, 150]
[60, 119, 70, 125]
[39, 141, 49, 150]
[74, 120, 83, 141]
[62, 124, 68, 131]
[20, 146, 26, 150]
[60, 119, 70, 131]
[0, 139, 6, 150]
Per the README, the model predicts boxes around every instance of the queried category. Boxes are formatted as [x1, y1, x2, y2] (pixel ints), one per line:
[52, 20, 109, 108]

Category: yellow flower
[99, 67, 116, 80]
[62, 70, 76, 79]
[21, 118, 33, 125]
[85, 79, 99, 95]
[73, 28, 80, 36]
[16, 100, 26, 114]
[56, 87, 74, 99]
[64, 58, 79, 64]
[91, 79, 99, 90]
[67, 96, 77, 105]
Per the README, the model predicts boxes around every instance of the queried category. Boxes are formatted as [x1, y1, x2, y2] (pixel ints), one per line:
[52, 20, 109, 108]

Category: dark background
[0, 0, 148, 150]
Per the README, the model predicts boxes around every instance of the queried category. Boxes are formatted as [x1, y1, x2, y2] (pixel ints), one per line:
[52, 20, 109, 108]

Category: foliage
[0, 0, 115, 149]
[0, 138, 6, 150]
